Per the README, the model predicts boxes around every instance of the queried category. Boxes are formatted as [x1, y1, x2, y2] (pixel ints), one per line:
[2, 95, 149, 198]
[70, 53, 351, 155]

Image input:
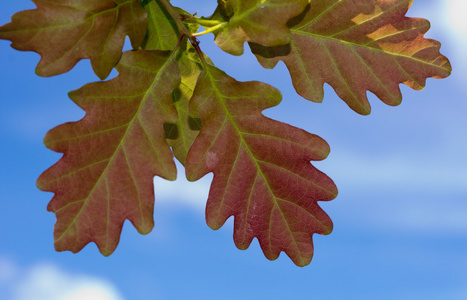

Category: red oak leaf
[249, 0, 452, 114]
[37, 50, 179, 255]
[185, 65, 338, 266]
[0, 0, 147, 79]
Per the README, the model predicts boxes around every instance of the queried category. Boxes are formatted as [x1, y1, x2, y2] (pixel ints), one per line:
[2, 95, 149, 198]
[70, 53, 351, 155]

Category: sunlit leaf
[186, 65, 337, 266]
[250, 0, 452, 114]
[36, 50, 179, 255]
[165, 47, 203, 164]
[0, 0, 147, 79]
[210, 0, 308, 55]
[1, 0, 452, 266]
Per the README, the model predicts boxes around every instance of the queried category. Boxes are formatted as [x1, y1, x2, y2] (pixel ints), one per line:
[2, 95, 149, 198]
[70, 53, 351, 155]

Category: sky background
[0, 0, 466, 299]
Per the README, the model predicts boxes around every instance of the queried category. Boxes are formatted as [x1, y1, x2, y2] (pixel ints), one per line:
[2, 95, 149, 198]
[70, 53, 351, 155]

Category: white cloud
[0, 258, 124, 300]
[153, 161, 212, 211]
[443, 0, 467, 36]
[440, 0, 467, 74]
[317, 148, 467, 234]
[324, 152, 467, 193]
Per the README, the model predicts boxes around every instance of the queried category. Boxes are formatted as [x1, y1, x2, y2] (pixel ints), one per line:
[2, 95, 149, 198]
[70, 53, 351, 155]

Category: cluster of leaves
[0, 0, 450, 266]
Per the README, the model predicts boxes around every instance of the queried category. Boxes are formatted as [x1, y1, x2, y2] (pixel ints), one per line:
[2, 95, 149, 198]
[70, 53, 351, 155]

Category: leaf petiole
[192, 23, 225, 37]
[184, 17, 223, 27]
[158, 0, 192, 38]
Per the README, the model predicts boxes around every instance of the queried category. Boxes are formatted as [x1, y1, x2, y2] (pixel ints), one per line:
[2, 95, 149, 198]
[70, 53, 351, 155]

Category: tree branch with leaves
[0, 0, 451, 266]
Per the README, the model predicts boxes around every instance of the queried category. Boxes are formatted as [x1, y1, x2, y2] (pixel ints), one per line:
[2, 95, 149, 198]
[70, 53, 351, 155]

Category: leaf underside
[1, 0, 452, 266]
[185, 65, 338, 266]
[211, 0, 309, 55]
[36, 50, 179, 255]
[0, 0, 147, 79]
[249, 0, 452, 114]
[165, 47, 203, 165]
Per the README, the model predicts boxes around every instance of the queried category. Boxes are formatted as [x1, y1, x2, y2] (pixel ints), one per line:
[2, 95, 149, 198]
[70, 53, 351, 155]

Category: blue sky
[1, 0, 466, 299]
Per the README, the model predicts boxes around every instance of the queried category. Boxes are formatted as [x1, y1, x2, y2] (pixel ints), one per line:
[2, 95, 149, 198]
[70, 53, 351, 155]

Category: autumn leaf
[185, 65, 337, 266]
[0, 0, 147, 79]
[36, 50, 179, 255]
[209, 0, 309, 55]
[249, 0, 452, 115]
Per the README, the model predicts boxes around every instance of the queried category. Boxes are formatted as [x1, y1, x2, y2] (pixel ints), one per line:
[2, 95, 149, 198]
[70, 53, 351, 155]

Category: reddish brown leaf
[185, 65, 337, 266]
[250, 0, 452, 114]
[0, 0, 147, 79]
[36, 50, 179, 255]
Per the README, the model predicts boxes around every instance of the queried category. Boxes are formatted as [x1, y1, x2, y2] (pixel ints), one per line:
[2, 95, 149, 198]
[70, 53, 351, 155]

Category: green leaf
[249, 0, 452, 114]
[185, 65, 337, 266]
[36, 50, 179, 255]
[143, 0, 179, 50]
[165, 47, 203, 165]
[210, 0, 309, 55]
[141, 0, 204, 164]
[0, 0, 147, 79]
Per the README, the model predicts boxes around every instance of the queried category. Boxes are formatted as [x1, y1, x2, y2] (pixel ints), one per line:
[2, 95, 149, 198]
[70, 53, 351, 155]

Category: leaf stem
[158, 0, 192, 38]
[156, 0, 208, 68]
[184, 17, 223, 27]
[192, 23, 225, 37]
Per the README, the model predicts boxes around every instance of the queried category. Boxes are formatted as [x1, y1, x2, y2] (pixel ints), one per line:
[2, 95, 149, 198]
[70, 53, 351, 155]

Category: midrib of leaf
[205, 70, 307, 256]
[291, 29, 447, 71]
[55, 51, 177, 242]
[291, 0, 446, 71]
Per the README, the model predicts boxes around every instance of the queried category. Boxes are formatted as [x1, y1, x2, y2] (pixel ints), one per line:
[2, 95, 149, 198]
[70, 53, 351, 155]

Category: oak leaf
[210, 0, 309, 55]
[142, 0, 179, 51]
[165, 48, 203, 165]
[249, 0, 452, 114]
[0, 0, 147, 79]
[185, 65, 338, 266]
[36, 50, 179, 255]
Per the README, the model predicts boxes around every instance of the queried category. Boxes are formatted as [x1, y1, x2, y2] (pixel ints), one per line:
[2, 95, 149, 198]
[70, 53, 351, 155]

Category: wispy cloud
[0, 257, 19, 285]
[324, 152, 467, 193]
